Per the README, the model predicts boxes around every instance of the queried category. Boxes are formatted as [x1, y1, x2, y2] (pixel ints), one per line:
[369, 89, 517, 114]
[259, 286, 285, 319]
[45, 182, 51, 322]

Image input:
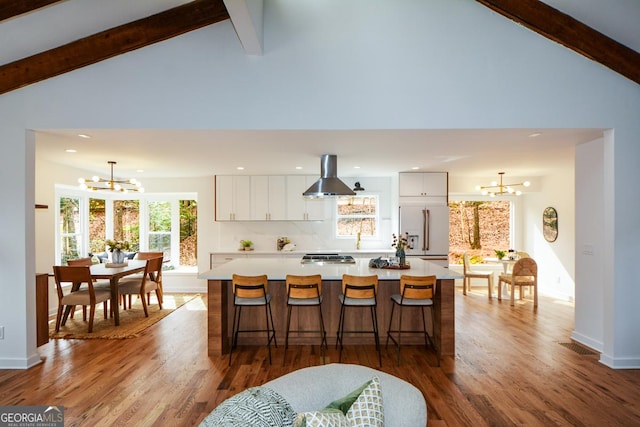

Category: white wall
[574, 138, 605, 351]
[2, 0, 640, 368]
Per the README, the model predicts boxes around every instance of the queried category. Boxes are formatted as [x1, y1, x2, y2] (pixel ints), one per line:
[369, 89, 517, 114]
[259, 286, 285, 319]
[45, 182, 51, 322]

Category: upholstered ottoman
[200, 363, 427, 426]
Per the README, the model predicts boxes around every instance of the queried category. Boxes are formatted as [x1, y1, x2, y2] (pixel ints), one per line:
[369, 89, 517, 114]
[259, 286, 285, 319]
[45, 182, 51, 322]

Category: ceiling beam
[476, 0, 640, 86]
[0, 0, 65, 22]
[0, 0, 230, 95]
[224, 0, 263, 55]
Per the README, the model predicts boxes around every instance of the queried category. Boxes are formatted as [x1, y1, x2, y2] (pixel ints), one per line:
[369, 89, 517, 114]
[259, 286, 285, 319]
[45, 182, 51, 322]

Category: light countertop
[199, 257, 462, 281]
[211, 249, 396, 255]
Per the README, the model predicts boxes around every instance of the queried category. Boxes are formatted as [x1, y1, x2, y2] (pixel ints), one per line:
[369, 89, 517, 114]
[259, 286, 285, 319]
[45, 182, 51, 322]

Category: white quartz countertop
[199, 258, 462, 281]
[211, 249, 395, 255]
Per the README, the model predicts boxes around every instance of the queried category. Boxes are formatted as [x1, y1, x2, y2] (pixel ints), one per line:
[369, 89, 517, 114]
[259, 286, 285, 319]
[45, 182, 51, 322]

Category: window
[113, 200, 140, 252]
[449, 199, 511, 263]
[88, 198, 106, 255]
[56, 188, 197, 269]
[58, 196, 83, 264]
[336, 195, 379, 238]
[147, 200, 172, 260]
[180, 200, 197, 266]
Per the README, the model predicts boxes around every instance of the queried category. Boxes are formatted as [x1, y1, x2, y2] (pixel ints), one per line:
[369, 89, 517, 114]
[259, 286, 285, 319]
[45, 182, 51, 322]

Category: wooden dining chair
[463, 252, 494, 299]
[498, 257, 538, 308]
[336, 274, 381, 367]
[118, 256, 164, 317]
[121, 252, 164, 309]
[66, 257, 113, 318]
[53, 265, 112, 333]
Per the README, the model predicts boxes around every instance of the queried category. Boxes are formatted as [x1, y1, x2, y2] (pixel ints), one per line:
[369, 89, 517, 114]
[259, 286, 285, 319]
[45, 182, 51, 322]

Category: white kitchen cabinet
[399, 172, 448, 203]
[250, 176, 287, 220]
[286, 175, 324, 221]
[215, 175, 251, 221]
[209, 252, 247, 269]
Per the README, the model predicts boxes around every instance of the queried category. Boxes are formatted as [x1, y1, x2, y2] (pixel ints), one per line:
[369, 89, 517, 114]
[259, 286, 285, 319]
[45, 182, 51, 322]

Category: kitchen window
[335, 195, 379, 238]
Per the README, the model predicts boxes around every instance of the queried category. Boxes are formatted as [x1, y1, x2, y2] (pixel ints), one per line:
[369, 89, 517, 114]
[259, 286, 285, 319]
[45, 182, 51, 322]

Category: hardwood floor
[1, 287, 639, 426]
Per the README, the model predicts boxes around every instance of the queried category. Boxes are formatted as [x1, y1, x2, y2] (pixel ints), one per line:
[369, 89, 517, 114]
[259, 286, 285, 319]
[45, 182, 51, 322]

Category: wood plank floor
[1, 287, 639, 426]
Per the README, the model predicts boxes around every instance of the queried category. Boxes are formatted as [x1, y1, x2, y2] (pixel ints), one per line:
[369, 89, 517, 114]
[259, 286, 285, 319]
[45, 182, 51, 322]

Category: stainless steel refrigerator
[398, 204, 450, 267]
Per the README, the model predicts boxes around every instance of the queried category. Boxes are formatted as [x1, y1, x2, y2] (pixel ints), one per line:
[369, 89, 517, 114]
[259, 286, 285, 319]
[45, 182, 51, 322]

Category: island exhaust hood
[303, 154, 356, 198]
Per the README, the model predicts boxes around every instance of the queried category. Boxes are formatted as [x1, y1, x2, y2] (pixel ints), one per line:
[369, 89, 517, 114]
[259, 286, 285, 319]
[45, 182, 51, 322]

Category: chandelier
[78, 161, 144, 193]
[475, 172, 529, 197]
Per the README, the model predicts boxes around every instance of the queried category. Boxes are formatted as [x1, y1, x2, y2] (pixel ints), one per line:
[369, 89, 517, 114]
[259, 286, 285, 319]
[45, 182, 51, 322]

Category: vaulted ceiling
[4, 0, 638, 181]
[1, 0, 638, 95]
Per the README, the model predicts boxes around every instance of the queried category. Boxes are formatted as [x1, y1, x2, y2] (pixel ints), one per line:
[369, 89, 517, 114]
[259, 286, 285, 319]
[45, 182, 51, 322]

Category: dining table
[62, 260, 147, 326]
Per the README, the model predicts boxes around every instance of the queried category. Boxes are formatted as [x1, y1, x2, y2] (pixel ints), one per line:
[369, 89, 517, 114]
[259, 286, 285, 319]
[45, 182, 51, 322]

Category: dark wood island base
[207, 277, 455, 360]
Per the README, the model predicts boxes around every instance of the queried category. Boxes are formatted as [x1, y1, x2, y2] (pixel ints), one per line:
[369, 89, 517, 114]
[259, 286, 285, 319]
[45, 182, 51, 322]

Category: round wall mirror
[543, 207, 558, 242]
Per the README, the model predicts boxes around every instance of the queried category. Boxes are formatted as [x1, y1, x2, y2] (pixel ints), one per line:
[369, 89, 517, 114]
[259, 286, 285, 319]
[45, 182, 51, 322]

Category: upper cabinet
[251, 176, 287, 220]
[399, 172, 448, 204]
[215, 175, 323, 221]
[286, 175, 324, 221]
[215, 175, 251, 221]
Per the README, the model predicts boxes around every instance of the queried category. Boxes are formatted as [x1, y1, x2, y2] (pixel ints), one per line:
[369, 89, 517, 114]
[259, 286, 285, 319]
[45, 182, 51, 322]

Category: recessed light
[528, 132, 542, 138]
[411, 166, 420, 170]
[295, 166, 303, 170]
[136, 169, 144, 173]
[65, 149, 77, 153]
[236, 166, 245, 170]
[77, 134, 91, 139]
[353, 166, 360, 169]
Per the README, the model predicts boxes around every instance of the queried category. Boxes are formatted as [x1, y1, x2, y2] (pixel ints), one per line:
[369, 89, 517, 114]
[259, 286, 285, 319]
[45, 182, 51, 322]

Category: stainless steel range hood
[303, 154, 356, 198]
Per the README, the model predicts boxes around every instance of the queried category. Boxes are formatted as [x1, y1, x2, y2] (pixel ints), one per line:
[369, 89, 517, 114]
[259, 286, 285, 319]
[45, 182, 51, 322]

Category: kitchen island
[199, 258, 461, 360]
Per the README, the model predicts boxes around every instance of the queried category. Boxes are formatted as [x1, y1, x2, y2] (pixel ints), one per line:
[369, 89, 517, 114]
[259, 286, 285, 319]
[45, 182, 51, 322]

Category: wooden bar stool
[229, 274, 277, 366]
[386, 275, 439, 366]
[283, 274, 327, 365]
[336, 274, 381, 367]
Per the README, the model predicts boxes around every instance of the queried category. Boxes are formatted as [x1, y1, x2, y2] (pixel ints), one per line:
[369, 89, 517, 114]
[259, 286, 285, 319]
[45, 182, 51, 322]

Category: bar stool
[386, 275, 439, 366]
[283, 274, 327, 365]
[336, 274, 381, 367]
[229, 274, 277, 366]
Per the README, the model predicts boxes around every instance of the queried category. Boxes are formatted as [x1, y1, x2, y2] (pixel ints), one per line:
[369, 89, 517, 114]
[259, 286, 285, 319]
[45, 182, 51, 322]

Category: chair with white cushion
[463, 252, 494, 299]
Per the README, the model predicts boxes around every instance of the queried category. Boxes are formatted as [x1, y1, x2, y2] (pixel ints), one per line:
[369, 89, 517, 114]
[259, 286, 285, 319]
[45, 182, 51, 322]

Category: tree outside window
[180, 200, 197, 266]
[113, 200, 140, 252]
[59, 197, 82, 264]
[449, 200, 511, 264]
[148, 201, 171, 260]
[336, 195, 378, 238]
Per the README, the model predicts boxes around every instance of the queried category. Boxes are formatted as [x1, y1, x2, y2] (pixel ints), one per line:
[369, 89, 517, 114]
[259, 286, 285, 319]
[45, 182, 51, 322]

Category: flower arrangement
[494, 249, 506, 260]
[392, 232, 414, 251]
[105, 239, 131, 252]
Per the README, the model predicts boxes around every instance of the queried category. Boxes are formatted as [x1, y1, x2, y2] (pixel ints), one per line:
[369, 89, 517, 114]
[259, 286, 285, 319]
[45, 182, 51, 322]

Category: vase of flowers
[392, 232, 413, 267]
[106, 239, 130, 264]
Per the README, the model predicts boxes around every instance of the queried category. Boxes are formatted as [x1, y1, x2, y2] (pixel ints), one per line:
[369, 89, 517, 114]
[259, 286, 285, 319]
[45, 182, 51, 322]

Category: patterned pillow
[294, 409, 348, 427]
[294, 376, 384, 427]
[345, 376, 384, 426]
[200, 386, 296, 427]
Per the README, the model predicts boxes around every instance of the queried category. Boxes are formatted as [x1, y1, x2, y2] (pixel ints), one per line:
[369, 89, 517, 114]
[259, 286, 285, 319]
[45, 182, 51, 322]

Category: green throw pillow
[294, 376, 384, 427]
[324, 379, 372, 414]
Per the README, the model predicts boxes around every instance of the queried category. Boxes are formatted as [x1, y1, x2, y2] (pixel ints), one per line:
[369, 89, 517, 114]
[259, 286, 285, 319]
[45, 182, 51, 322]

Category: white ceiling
[7, 1, 633, 181]
[36, 128, 603, 180]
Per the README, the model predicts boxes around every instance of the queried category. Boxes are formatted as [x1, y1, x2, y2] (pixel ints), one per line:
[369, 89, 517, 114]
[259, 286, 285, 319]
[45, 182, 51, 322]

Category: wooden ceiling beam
[0, 0, 229, 95]
[0, 0, 65, 22]
[476, 0, 640, 85]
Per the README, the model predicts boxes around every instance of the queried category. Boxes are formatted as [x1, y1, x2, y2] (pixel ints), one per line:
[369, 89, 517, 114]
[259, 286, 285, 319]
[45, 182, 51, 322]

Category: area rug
[49, 293, 200, 340]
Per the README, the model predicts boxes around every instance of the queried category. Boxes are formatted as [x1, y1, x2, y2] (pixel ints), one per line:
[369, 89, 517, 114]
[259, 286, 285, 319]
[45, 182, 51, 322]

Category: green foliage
[494, 249, 506, 260]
